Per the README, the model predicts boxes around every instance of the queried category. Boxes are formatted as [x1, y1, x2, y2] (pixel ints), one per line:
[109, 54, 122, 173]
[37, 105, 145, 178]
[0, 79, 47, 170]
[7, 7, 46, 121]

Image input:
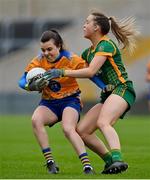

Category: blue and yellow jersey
[19, 50, 86, 100]
[82, 36, 130, 86]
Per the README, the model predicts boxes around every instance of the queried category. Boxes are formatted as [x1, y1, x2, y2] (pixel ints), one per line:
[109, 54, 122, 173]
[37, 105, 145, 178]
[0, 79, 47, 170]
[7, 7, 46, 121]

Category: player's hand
[43, 69, 65, 81]
[28, 77, 48, 91]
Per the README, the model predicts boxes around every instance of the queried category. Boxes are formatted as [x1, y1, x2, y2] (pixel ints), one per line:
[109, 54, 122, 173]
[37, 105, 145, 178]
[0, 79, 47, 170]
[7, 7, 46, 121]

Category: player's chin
[46, 57, 55, 62]
[83, 32, 90, 39]
[83, 31, 86, 37]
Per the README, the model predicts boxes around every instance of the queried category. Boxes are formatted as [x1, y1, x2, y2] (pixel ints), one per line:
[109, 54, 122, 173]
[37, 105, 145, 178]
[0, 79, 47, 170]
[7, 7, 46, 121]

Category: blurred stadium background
[0, 0, 150, 115]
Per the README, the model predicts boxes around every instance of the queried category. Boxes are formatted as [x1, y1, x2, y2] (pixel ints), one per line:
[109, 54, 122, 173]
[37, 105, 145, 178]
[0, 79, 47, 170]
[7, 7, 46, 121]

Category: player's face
[40, 39, 60, 62]
[83, 15, 96, 39]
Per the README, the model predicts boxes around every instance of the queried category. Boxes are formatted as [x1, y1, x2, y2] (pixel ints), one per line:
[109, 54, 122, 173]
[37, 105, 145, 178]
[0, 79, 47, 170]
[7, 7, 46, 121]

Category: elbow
[18, 77, 27, 90]
[18, 72, 27, 90]
[18, 80, 24, 89]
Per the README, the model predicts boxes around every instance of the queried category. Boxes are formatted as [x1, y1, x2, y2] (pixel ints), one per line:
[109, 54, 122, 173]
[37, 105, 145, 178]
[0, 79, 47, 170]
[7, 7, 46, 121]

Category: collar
[52, 50, 71, 63]
[91, 35, 110, 52]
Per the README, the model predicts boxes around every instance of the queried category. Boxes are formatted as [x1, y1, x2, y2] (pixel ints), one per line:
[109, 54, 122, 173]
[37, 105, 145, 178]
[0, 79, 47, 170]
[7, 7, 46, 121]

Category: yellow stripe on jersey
[121, 85, 127, 97]
[108, 57, 126, 83]
[95, 52, 113, 57]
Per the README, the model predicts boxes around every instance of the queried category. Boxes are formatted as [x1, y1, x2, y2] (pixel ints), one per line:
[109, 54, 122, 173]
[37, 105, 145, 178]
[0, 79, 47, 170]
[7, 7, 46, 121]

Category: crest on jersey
[48, 80, 61, 92]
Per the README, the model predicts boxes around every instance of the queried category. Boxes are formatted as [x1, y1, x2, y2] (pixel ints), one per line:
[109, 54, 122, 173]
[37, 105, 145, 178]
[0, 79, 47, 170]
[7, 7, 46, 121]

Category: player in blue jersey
[18, 30, 96, 174]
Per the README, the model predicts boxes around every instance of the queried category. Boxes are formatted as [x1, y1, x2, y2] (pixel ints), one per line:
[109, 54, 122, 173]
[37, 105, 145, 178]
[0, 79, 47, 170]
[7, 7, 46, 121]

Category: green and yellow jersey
[82, 36, 129, 86]
[82, 36, 136, 116]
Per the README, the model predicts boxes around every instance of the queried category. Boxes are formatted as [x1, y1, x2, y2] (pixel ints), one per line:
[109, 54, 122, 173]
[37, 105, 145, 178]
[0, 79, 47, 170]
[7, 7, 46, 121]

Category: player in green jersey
[43, 11, 139, 174]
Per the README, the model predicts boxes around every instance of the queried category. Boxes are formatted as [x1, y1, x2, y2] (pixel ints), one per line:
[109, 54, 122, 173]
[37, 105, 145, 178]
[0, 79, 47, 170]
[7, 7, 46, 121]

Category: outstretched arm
[64, 55, 106, 78]
[44, 55, 107, 89]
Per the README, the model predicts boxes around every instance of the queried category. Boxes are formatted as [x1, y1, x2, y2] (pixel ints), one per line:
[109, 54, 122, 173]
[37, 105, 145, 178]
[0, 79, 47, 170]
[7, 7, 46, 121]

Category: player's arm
[63, 55, 106, 78]
[67, 56, 106, 89]
[44, 55, 106, 88]
[70, 55, 107, 89]
[18, 72, 30, 91]
[63, 40, 114, 78]
[18, 72, 47, 91]
[61, 41, 114, 89]
[65, 55, 109, 90]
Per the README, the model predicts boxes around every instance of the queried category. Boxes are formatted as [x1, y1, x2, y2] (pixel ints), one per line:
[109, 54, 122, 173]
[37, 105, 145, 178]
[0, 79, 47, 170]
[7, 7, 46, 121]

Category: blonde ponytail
[110, 16, 140, 53]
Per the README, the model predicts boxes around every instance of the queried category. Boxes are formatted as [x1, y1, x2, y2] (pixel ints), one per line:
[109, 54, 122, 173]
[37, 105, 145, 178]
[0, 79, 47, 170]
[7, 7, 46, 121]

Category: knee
[96, 120, 108, 131]
[77, 126, 89, 140]
[62, 126, 75, 138]
[31, 114, 43, 129]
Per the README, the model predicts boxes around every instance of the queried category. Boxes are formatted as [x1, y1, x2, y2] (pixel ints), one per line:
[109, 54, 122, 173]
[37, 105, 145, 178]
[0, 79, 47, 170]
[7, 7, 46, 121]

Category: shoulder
[61, 50, 82, 61]
[70, 53, 86, 69]
[25, 54, 43, 72]
[96, 39, 117, 56]
[58, 50, 73, 60]
[70, 53, 84, 62]
[98, 40, 116, 51]
[29, 52, 44, 63]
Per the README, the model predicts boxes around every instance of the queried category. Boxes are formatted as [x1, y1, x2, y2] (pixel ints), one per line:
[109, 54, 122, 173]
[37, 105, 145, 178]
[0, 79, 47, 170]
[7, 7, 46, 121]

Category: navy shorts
[39, 94, 82, 124]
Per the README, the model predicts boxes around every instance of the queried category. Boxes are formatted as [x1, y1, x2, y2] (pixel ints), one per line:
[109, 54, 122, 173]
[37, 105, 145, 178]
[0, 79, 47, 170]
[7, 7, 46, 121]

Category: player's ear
[94, 24, 100, 31]
[58, 45, 61, 51]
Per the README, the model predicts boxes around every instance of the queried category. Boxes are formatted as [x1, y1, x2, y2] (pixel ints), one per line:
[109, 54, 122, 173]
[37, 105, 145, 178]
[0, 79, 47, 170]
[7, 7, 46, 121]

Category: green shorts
[99, 81, 136, 119]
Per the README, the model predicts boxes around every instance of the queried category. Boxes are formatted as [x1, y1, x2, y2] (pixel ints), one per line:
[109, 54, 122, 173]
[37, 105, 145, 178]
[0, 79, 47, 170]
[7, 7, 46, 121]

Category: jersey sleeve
[95, 40, 116, 57]
[19, 56, 42, 91]
[18, 72, 29, 91]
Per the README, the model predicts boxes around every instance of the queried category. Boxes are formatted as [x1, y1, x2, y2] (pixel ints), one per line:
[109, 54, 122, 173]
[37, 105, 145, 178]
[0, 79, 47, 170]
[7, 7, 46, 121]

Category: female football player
[18, 30, 96, 174]
[44, 11, 139, 174]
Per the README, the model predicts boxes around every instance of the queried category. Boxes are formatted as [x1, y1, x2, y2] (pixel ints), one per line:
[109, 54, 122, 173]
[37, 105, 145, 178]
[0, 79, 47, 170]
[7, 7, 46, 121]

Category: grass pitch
[0, 115, 150, 179]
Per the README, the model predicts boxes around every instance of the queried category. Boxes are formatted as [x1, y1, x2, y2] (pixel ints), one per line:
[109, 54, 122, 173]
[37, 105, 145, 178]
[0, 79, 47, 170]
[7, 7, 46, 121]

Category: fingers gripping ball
[26, 67, 49, 91]
[26, 67, 47, 83]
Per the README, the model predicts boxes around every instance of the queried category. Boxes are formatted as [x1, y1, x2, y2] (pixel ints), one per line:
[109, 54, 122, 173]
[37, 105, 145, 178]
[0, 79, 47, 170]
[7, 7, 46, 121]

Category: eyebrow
[41, 47, 52, 51]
